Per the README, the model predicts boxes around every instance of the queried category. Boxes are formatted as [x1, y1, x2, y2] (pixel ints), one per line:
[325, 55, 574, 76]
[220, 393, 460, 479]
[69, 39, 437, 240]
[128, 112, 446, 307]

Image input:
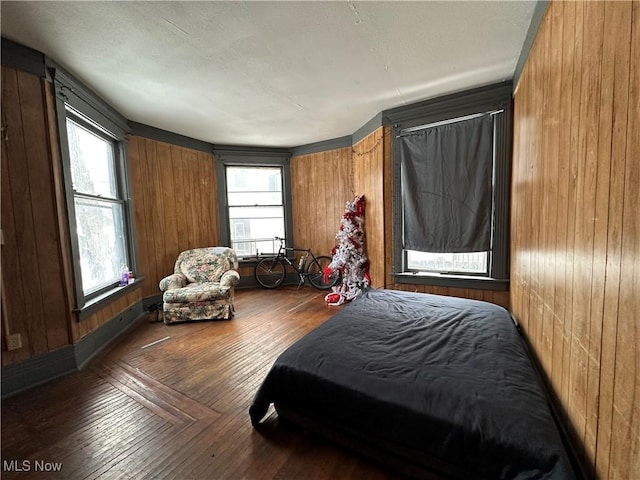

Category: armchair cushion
[163, 283, 230, 303]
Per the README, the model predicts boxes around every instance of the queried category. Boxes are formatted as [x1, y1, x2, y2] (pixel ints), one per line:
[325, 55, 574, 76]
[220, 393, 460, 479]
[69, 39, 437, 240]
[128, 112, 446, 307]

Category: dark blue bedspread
[250, 289, 578, 479]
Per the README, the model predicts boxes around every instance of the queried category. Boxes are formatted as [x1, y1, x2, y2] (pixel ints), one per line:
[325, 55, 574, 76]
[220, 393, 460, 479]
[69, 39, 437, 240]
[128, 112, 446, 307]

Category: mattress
[250, 289, 579, 479]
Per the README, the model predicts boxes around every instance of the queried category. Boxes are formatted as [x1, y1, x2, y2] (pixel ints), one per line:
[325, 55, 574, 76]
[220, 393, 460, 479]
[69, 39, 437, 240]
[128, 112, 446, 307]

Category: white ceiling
[1, 1, 537, 148]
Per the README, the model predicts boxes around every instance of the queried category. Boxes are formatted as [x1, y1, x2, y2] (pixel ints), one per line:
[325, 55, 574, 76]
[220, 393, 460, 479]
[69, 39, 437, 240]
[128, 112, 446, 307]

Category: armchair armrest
[159, 273, 188, 292]
[220, 270, 240, 288]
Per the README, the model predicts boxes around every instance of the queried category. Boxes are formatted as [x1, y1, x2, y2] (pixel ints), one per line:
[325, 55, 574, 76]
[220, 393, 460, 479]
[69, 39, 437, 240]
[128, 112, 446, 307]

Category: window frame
[51, 64, 140, 319]
[386, 82, 512, 290]
[214, 147, 293, 260]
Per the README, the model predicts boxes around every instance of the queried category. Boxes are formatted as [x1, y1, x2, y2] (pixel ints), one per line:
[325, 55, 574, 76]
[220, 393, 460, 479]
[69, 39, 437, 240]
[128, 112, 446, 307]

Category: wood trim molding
[129, 121, 213, 153]
[0, 37, 46, 77]
[290, 135, 352, 157]
[513, 1, 551, 90]
[352, 112, 383, 145]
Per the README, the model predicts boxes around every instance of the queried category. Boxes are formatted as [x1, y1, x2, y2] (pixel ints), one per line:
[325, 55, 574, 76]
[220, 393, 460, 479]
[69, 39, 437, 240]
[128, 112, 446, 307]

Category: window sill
[76, 277, 145, 321]
[394, 272, 509, 291]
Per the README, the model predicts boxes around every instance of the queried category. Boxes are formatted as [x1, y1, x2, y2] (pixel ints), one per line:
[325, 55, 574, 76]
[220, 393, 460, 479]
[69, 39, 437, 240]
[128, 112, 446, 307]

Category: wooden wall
[290, 147, 353, 257]
[1, 66, 150, 365]
[289, 136, 390, 290]
[1, 66, 71, 365]
[289, 131, 387, 291]
[352, 129, 386, 288]
[289, 127, 510, 309]
[128, 137, 219, 298]
[0, 66, 220, 367]
[511, 1, 639, 478]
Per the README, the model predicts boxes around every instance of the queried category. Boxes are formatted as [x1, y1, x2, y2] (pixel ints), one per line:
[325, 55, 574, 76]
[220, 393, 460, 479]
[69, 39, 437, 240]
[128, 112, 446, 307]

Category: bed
[249, 289, 580, 479]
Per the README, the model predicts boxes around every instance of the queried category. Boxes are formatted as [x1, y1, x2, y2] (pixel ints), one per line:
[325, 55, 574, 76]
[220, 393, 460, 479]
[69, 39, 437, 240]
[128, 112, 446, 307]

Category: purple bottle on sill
[119, 265, 129, 287]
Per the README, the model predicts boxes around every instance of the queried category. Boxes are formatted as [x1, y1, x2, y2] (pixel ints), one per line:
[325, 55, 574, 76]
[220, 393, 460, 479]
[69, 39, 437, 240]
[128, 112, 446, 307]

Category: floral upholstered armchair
[159, 247, 240, 324]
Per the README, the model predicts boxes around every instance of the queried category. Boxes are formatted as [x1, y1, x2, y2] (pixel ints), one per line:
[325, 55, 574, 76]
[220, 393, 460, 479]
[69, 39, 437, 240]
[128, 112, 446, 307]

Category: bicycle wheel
[307, 256, 340, 290]
[255, 257, 286, 288]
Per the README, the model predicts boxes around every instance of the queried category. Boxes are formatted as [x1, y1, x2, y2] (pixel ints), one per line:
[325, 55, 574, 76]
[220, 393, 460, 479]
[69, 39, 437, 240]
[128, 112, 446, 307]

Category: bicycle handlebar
[273, 237, 312, 254]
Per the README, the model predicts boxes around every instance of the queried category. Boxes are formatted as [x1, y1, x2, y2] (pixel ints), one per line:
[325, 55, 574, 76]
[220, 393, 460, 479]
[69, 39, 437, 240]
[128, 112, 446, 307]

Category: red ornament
[323, 266, 333, 284]
[325, 292, 342, 304]
[354, 195, 365, 216]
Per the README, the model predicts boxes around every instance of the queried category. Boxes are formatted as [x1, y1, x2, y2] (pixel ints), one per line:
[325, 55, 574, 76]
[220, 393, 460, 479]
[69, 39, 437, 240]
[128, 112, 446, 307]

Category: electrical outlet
[7, 333, 22, 351]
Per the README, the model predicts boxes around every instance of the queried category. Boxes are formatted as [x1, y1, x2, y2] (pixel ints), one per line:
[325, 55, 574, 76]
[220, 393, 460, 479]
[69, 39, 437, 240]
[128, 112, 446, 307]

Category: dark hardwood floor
[1, 287, 404, 479]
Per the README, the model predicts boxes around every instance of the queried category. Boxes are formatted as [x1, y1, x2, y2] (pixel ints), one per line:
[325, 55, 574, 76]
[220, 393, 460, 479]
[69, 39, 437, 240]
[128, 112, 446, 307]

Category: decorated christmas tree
[324, 195, 370, 306]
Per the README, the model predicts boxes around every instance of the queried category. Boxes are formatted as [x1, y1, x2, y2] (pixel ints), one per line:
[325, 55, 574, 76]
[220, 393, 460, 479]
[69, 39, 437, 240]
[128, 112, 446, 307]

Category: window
[215, 148, 293, 260]
[388, 82, 512, 290]
[226, 166, 285, 256]
[53, 65, 138, 317]
[406, 251, 488, 274]
[66, 116, 128, 295]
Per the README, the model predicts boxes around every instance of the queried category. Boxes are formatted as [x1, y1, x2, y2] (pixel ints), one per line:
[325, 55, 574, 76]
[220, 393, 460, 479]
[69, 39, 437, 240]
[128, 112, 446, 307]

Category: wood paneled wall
[290, 147, 353, 257]
[0, 66, 148, 363]
[352, 129, 386, 288]
[1, 67, 71, 365]
[128, 137, 219, 298]
[291, 127, 510, 308]
[71, 291, 143, 343]
[290, 135, 388, 291]
[511, 1, 639, 478]
[290, 135, 390, 290]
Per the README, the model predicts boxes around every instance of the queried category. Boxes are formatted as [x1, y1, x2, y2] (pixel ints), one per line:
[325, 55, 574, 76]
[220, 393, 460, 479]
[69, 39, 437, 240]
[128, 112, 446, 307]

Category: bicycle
[254, 237, 340, 290]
